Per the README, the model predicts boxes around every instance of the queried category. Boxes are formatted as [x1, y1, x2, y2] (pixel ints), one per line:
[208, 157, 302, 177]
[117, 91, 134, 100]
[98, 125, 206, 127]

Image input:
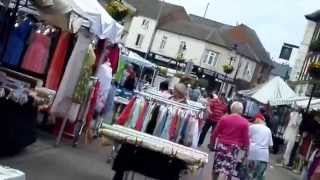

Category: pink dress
[21, 32, 51, 74]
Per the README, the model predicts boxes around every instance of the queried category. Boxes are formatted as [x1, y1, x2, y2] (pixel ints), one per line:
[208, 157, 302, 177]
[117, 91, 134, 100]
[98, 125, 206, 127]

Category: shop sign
[155, 55, 171, 63]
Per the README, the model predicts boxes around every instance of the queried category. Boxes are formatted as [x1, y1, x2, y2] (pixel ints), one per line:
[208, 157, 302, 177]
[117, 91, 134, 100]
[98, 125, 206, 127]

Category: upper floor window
[179, 41, 186, 52]
[135, 34, 144, 47]
[160, 36, 167, 49]
[203, 50, 219, 66]
[142, 19, 149, 29]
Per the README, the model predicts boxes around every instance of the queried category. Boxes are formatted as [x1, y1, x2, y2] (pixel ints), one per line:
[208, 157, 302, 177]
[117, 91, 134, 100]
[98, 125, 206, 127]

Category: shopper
[123, 65, 137, 91]
[247, 113, 273, 180]
[210, 101, 250, 180]
[159, 80, 171, 98]
[171, 83, 187, 103]
[198, 92, 227, 147]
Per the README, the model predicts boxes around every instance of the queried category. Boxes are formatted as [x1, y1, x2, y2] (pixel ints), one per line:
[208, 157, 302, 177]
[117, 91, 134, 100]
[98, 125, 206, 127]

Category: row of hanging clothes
[116, 93, 204, 148]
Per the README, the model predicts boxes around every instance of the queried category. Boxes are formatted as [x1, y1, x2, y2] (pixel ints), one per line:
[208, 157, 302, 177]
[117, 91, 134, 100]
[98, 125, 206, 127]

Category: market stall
[100, 90, 208, 180]
[0, 0, 123, 151]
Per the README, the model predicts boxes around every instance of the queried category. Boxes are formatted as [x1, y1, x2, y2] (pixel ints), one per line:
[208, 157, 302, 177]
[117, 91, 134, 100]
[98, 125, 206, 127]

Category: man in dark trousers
[198, 92, 227, 147]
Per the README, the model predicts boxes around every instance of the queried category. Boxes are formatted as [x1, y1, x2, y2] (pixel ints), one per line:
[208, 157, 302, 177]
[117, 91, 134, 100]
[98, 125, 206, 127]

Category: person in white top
[248, 113, 273, 180]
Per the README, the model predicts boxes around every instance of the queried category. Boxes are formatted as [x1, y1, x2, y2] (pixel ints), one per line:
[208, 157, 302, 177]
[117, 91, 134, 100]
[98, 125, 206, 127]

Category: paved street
[0, 135, 300, 180]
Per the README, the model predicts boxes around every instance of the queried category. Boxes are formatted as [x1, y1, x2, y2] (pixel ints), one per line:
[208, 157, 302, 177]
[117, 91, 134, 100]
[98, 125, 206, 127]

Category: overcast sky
[165, 0, 318, 64]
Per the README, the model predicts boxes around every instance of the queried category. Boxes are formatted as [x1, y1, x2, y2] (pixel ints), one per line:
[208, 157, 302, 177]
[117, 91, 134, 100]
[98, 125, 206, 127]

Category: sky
[165, 0, 319, 65]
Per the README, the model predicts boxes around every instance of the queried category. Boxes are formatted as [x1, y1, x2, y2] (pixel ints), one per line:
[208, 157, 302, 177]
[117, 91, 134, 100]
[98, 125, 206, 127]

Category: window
[203, 50, 219, 66]
[160, 36, 167, 49]
[179, 41, 186, 51]
[142, 19, 149, 29]
[242, 62, 249, 77]
[135, 34, 144, 47]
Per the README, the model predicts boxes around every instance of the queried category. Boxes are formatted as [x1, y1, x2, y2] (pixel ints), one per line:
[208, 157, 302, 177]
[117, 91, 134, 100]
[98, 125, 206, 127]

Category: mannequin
[283, 108, 303, 166]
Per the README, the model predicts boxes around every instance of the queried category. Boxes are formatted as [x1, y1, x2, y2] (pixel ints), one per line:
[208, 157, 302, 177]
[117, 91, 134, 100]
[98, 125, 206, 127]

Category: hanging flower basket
[223, 64, 234, 74]
[106, 0, 129, 22]
[308, 62, 320, 79]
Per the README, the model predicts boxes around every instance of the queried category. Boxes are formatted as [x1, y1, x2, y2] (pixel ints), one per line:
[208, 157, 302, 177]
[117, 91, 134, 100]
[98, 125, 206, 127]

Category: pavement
[0, 134, 301, 180]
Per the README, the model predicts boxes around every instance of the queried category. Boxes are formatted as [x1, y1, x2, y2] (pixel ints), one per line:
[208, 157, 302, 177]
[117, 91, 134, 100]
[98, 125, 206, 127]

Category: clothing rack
[135, 91, 204, 112]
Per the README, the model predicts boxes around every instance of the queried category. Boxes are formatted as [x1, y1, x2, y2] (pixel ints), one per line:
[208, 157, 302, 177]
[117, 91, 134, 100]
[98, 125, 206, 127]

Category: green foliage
[223, 64, 234, 74]
[106, 0, 129, 22]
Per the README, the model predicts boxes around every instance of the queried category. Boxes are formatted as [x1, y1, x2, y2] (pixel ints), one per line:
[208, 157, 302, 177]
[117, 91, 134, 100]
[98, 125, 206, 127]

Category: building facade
[291, 10, 320, 96]
[123, 0, 273, 94]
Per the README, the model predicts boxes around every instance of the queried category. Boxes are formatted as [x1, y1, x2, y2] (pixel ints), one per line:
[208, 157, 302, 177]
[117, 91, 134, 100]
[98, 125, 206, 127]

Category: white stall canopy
[239, 76, 301, 106]
[32, 0, 123, 43]
[296, 98, 320, 110]
[121, 51, 157, 69]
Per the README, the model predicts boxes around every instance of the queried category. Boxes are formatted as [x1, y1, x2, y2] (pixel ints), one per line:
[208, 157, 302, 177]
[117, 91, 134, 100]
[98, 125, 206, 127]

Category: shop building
[291, 10, 320, 96]
[123, 0, 273, 95]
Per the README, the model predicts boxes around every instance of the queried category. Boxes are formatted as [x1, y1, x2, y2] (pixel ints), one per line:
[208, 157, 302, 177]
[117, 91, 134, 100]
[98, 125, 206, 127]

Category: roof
[190, 15, 272, 65]
[239, 76, 298, 106]
[305, 10, 320, 22]
[124, 0, 189, 22]
[271, 62, 291, 79]
[125, 0, 272, 66]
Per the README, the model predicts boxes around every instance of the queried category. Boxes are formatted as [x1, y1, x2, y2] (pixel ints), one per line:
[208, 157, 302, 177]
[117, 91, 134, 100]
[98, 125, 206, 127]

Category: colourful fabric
[213, 142, 241, 177]
[114, 58, 126, 83]
[117, 97, 136, 125]
[211, 114, 249, 148]
[72, 46, 96, 104]
[169, 110, 180, 141]
[86, 81, 100, 128]
[135, 101, 149, 131]
[107, 45, 120, 74]
[50, 29, 92, 121]
[21, 32, 51, 74]
[309, 150, 320, 180]
[208, 98, 227, 123]
[2, 18, 33, 66]
[46, 32, 73, 90]
[95, 63, 113, 112]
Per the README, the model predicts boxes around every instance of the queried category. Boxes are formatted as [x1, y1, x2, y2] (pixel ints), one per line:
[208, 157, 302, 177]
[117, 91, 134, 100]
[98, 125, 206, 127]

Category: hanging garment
[160, 107, 176, 139]
[283, 111, 302, 142]
[114, 58, 126, 83]
[117, 97, 136, 125]
[169, 110, 180, 141]
[95, 63, 112, 112]
[45, 32, 73, 90]
[50, 29, 92, 121]
[153, 106, 169, 137]
[145, 105, 160, 134]
[21, 32, 51, 74]
[127, 98, 145, 128]
[0, 96, 37, 156]
[2, 18, 33, 66]
[141, 103, 156, 132]
[86, 80, 100, 127]
[106, 45, 120, 74]
[283, 111, 302, 165]
[101, 84, 117, 124]
[72, 46, 96, 104]
[135, 101, 149, 131]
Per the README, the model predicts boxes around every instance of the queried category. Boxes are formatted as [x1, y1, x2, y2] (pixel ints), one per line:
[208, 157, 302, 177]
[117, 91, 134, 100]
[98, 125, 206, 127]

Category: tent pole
[306, 84, 316, 112]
